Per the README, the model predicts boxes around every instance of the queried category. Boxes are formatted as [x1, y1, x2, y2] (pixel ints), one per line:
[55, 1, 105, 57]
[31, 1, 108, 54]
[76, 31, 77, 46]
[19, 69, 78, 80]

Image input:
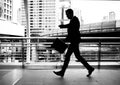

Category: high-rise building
[19, 0, 71, 37]
[20, 0, 59, 37]
[109, 11, 115, 21]
[102, 11, 116, 22]
[0, 0, 13, 21]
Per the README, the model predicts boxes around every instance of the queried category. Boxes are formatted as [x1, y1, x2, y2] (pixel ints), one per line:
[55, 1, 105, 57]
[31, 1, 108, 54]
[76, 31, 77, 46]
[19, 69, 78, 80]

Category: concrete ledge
[0, 62, 120, 70]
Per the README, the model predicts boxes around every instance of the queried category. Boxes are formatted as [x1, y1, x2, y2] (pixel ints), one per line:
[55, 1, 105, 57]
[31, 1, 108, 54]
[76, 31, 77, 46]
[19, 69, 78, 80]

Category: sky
[12, 0, 120, 24]
[71, 0, 120, 24]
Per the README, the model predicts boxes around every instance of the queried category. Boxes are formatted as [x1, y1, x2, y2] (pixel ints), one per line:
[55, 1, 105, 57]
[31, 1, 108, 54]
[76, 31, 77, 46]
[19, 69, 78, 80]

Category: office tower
[109, 11, 115, 21]
[0, 0, 13, 21]
[20, 0, 60, 37]
[18, 0, 71, 63]
[19, 0, 71, 37]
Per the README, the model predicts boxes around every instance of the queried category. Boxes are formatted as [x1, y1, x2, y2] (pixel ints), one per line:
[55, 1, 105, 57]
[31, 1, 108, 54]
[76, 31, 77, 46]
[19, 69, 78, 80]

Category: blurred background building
[109, 11, 115, 21]
[17, 0, 71, 37]
[102, 11, 116, 22]
[0, 0, 13, 21]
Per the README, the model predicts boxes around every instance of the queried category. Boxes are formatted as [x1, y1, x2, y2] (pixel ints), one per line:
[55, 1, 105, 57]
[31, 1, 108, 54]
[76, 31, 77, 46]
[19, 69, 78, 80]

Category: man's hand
[59, 25, 64, 28]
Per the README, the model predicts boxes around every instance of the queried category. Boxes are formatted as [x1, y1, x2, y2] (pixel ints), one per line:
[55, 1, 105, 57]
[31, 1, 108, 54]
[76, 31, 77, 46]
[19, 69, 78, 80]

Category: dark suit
[60, 16, 93, 73]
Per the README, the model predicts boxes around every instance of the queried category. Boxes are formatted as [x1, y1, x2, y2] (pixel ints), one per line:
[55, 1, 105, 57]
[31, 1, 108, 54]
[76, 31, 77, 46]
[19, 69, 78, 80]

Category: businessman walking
[53, 9, 94, 77]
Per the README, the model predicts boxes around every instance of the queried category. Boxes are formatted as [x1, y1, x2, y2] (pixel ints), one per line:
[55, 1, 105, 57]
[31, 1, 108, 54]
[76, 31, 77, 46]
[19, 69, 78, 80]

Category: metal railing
[0, 37, 120, 69]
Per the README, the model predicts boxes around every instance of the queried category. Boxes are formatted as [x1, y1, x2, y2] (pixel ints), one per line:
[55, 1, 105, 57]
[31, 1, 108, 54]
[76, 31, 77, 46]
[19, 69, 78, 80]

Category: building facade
[19, 0, 59, 37]
[102, 11, 116, 22]
[17, 0, 71, 63]
[109, 11, 115, 21]
[0, 0, 13, 21]
[18, 0, 71, 37]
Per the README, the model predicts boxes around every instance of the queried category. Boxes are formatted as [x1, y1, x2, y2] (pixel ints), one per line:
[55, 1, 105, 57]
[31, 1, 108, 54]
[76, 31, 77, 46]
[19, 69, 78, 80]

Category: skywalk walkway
[0, 67, 120, 85]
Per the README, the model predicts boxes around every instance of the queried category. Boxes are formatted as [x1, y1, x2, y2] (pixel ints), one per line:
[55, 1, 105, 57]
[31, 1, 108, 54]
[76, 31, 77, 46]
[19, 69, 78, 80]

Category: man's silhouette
[53, 9, 94, 77]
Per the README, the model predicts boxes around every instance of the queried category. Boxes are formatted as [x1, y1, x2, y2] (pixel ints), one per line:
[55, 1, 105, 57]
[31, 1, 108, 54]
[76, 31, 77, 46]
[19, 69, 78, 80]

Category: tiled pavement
[0, 67, 120, 85]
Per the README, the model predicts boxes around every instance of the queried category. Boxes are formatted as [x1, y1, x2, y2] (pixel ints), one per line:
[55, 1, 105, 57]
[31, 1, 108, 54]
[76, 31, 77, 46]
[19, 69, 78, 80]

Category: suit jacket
[65, 16, 81, 43]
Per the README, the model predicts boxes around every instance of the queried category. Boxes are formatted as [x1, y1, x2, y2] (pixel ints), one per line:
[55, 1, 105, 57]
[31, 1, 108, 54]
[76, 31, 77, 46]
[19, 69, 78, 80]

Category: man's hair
[66, 9, 73, 14]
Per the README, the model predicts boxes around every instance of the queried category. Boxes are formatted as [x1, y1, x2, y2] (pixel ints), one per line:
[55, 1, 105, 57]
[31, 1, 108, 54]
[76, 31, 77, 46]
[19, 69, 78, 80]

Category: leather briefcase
[51, 38, 68, 53]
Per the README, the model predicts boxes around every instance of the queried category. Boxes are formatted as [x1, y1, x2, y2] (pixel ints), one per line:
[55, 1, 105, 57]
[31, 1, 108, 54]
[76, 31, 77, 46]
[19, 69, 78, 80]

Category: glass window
[7, 10, 9, 14]
[4, 3, 6, 7]
[4, 9, 6, 13]
[10, 16, 11, 20]
[10, 0, 12, 4]
[30, 23, 33, 25]
[7, 4, 9, 9]
[7, 15, 8, 20]
[10, 6, 11, 9]
[4, 14, 6, 18]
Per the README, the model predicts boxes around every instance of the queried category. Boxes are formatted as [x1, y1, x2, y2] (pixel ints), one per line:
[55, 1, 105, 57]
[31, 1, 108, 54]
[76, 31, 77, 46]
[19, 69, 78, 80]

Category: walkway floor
[0, 67, 120, 85]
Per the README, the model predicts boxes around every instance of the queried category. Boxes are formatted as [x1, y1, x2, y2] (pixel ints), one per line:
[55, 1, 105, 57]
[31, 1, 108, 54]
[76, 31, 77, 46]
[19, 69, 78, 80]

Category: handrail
[0, 37, 120, 69]
[0, 37, 120, 39]
[0, 37, 65, 39]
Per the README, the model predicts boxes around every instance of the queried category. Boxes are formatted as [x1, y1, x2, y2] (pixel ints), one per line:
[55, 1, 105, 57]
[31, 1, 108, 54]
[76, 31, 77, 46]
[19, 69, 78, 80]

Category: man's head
[66, 9, 74, 19]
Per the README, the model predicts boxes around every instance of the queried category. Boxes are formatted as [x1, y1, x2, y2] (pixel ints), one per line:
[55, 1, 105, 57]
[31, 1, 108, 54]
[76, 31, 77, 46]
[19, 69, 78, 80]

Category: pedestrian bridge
[0, 37, 120, 69]
[42, 20, 120, 37]
[0, 20, 120, 69]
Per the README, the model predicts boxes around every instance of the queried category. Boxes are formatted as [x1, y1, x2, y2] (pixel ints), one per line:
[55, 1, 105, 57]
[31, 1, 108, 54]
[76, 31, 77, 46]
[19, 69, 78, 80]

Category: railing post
[98, 40, 101, 69]
[23, 0, 31, 63]
[22, 39, 25, 68]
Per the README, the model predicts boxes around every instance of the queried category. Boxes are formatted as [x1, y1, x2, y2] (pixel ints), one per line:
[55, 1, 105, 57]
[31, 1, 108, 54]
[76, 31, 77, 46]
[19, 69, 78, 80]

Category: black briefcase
[51, 38, 68, 53]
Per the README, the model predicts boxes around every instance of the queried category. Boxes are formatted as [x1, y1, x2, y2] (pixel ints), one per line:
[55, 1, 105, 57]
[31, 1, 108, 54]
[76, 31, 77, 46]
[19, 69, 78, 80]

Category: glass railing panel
[80, 43, 98, 61]
[101, 44, 120, 61]
[0, 42, 24, 63]
[0, 37, 120, 65]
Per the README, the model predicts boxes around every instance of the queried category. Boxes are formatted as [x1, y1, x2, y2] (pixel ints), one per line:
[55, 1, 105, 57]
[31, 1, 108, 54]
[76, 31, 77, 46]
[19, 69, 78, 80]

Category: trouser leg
[61, 44, 73, 73]
[74, 44, 93, 70]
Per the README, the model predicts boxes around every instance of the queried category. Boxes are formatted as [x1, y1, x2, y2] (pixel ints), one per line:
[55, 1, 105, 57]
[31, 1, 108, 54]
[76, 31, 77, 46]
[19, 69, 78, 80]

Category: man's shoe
[87, 68, 95, 77]
[53, 71, 64, 77]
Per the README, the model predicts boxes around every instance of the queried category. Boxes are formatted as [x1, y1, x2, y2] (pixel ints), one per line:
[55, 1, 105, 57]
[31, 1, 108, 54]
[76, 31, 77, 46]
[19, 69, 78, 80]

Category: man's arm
[59, 24, 69, 29]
